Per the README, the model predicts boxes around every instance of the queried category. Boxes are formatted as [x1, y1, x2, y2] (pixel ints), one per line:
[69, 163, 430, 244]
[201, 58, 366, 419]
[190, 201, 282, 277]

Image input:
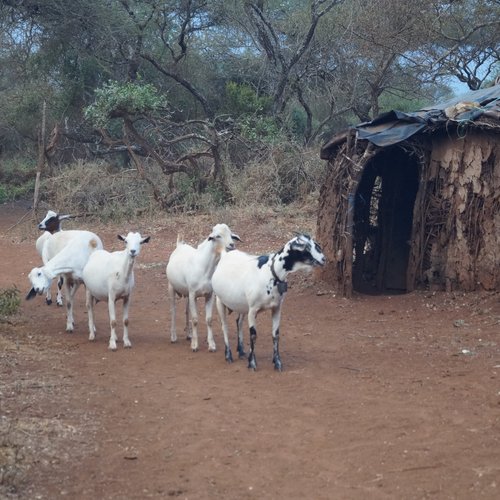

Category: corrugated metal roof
[321, 84, 500, 157]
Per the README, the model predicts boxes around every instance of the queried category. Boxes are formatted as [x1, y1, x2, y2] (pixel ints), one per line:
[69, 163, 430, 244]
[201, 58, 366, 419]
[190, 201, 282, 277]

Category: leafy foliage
[0, 158, 36, 203]
[223, 82, 272, 117]
[0, 0, 498, 212]
[239, 116, 283, 143]
[84, 81, 167, 128]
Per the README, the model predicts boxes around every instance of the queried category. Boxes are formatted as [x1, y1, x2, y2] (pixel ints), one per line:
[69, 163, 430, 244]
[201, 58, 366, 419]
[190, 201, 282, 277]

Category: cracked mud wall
[421, 130, 500, 291]
[318, 128, 500, 295]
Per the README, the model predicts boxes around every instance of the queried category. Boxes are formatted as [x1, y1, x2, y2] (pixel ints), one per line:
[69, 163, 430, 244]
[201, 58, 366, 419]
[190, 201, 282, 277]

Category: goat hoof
[208, 345, 217, 353]
[56, 301, 63, 307]
[238, 350, 247, 359]
[273, 355, 283, 371]
[248, 357, 257, 370]
[46, 299, 52, 306]
[225, 348, 234, 363]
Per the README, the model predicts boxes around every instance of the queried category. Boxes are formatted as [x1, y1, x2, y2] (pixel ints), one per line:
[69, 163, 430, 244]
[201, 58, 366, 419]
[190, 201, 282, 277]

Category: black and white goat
[212, 234, 325, 371]
[35, 210, 74, 305]
[166, 223, 241, 352]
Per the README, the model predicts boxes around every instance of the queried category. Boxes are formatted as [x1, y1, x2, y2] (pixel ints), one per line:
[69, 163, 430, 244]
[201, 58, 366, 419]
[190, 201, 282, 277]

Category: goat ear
[117, 234, 126, 242]
[141, 236, 151, 245]
[208, 236, 215, 241]
[231, 233, 242, 242]
[26, 287, 37, 300]
[59, 214, 74, 220]
[291, 237, 307, 250]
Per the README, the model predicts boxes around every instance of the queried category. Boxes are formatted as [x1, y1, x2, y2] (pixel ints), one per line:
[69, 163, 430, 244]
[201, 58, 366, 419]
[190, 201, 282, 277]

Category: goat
[83, 232, 150, 350]
[35, 210, 74, 306]
[166, 223, 241, 352]
[212, 234, 326, 371]
[26, 230, 104, 332]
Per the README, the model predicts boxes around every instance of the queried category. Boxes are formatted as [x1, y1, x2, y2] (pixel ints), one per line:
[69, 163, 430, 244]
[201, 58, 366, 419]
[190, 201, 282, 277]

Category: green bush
[0, 183, 35, 204]
[0, 157, 36, 203]
[239, 116, 282, 143]
[85, 81, 167, 128]
[0, 287, 21, 317]
[223, 82, 272, 117]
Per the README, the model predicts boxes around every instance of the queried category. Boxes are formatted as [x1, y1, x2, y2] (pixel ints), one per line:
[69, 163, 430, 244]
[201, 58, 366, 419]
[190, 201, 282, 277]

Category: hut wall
[317, 140, 374, 296]
[317, 143, 350, 292]
[420, 129, 500, 291]
[318, 127, 500, 295]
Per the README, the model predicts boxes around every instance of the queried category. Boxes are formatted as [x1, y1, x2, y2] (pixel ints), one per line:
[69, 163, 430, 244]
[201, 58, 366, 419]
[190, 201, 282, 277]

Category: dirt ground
[1, 201, 500, 500]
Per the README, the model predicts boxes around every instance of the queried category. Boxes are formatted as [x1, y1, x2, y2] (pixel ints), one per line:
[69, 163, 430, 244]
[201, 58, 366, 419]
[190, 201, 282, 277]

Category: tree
[424, 0, 500, 90]
[85, 80, 232, 207]
[1, 0, 498, 165]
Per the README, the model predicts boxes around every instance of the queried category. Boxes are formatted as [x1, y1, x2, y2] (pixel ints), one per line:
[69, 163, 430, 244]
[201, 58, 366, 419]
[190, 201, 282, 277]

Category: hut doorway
[353, 147, 419, 294]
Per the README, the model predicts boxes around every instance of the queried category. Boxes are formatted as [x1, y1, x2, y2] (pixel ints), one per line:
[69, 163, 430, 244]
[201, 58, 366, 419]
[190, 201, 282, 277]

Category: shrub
[228, 144, 326, 206]
[0, 287, 21, 317]
[84, 81, 166, 128]
[223, 82, 272, 117]
[41, 161, 160, 220]
[0, 157, 36, 203]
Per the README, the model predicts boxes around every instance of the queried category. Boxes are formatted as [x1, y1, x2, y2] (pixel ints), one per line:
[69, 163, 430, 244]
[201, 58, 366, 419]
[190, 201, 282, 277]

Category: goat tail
[176, 234, 184, 246]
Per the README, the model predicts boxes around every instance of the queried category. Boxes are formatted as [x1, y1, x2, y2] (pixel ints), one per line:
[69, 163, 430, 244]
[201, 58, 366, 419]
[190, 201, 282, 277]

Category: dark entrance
[352, 147, 419, 294]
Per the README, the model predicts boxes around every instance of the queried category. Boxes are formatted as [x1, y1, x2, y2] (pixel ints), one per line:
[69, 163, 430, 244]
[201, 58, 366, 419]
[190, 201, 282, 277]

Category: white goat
[83, 232, 150, 350]
[26, 230, 104, 332]
[35, 210, 74, 306]
[212, 234, 326, 371]
[166, 223, 241, 352]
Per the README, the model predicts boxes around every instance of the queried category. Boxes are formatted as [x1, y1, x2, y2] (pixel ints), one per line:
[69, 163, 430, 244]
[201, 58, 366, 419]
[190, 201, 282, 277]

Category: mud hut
[317, 85, 500, 297]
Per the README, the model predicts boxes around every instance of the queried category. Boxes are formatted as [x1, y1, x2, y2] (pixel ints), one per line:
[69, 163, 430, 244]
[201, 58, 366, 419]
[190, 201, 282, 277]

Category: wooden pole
[33, 100, 47, 216]
[344, 192, 355, 298]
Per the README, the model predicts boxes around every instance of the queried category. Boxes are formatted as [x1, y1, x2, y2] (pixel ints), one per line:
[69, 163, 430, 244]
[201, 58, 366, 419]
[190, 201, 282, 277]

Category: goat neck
[195, 238, 222, 276]
[119, 249, 137, 282]
[269, 251, 288, 283]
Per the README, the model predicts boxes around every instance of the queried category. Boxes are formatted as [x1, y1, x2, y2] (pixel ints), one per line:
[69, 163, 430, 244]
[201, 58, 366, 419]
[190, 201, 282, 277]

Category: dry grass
[228, 145, 325, 207]
[42, 161, 159, 221]
[37, 146, 325, 222]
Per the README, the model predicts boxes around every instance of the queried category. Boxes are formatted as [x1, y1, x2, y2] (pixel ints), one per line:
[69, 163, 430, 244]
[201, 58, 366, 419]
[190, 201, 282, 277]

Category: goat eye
[37, 272, 42, 277]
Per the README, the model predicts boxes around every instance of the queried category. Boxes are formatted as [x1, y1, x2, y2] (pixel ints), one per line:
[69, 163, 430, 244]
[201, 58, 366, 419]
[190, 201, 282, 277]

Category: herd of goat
[25, 210, 326, 371]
